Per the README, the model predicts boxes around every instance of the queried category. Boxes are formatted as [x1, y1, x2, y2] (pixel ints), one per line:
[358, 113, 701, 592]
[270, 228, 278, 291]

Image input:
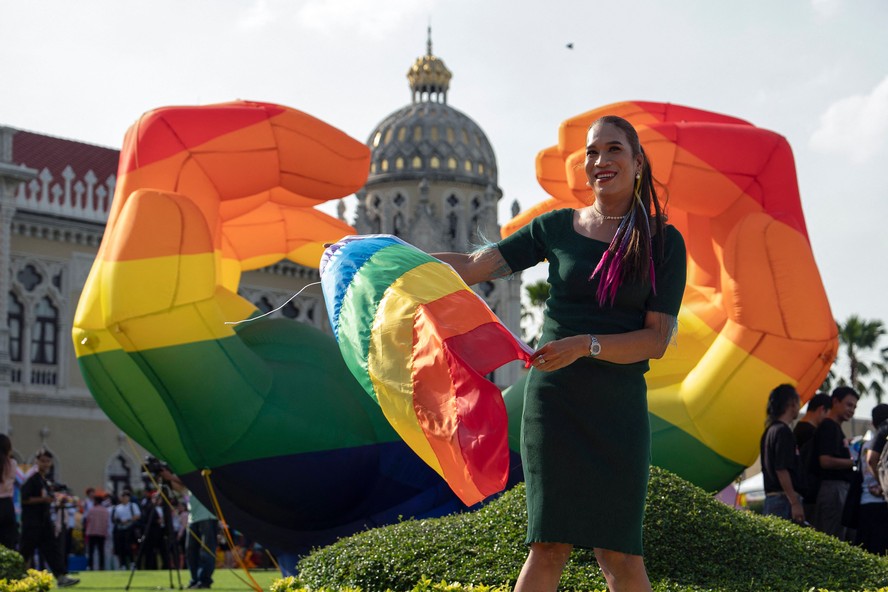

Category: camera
[141, 456, 179, 504]
[143, 455, 170, 479]
[46, 481, 70, 494]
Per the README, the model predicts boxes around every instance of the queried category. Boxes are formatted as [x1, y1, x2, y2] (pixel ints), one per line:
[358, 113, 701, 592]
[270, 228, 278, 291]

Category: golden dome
[406, 27, 452, 104]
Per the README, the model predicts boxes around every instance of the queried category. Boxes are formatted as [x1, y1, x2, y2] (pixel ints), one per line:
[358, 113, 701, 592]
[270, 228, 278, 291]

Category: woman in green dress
[437, 115, 686, 592]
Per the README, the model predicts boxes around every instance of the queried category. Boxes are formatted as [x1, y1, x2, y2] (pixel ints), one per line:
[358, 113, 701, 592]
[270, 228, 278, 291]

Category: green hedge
[294, 467, 888, 592]
[0, 547, 25, 582]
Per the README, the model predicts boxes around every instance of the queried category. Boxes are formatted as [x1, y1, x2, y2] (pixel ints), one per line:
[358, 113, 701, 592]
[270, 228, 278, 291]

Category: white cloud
[811, 0, 842, 18]
[809, 75, 888, 164]
[296, 0, 435, 40]
[238, 0, 275, 29]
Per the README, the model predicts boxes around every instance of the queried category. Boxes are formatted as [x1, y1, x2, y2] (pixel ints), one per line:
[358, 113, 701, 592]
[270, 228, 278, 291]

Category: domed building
[353, 31, 524, 387]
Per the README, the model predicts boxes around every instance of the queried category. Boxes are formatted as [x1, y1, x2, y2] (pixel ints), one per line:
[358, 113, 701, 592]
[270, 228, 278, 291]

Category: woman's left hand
[530, 335, 589, 371]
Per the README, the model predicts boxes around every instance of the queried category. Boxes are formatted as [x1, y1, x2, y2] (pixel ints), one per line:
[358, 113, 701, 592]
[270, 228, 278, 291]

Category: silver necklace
[593, 205, 629, 221]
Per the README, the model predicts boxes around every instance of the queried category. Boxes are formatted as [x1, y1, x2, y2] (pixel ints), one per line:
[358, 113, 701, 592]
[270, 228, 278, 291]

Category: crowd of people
[0, 436, 241, 589]
[760, 384, 888, 554]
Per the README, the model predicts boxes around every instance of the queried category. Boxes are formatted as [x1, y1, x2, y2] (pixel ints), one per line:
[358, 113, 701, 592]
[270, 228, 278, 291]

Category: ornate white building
[0, 36, 524, 496]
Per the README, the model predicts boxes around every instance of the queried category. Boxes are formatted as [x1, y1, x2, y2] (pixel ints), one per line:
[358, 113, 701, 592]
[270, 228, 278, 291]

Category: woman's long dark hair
[0, 435, 11, 482]
[588, 115, 666, 305]
[765, 384, 799, 426]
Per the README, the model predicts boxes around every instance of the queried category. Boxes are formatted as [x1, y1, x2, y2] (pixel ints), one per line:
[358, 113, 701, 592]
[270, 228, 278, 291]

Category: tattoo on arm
[662, 314, 678, 347]
[481, 249, 513, 280]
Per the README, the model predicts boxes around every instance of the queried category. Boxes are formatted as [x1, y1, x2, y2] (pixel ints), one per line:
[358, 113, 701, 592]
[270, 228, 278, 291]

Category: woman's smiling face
[584, 122, 643, 202]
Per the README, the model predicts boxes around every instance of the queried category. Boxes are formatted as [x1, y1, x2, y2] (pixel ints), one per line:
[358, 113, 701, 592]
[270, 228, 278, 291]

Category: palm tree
[521, 280, 550, 347]
[833, 315, 888, 402]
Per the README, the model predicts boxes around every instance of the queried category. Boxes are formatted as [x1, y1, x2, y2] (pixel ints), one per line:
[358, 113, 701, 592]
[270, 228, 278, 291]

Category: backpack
[878, 443, 888, 502]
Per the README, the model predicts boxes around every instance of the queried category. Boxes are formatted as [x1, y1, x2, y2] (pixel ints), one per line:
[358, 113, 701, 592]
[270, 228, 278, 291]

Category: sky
[3, 0, 888, 404]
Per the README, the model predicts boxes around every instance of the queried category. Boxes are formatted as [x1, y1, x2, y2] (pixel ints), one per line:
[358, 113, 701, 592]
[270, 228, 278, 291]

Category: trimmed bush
[296, 467, 888, 592]
[0, 547, 26, 582]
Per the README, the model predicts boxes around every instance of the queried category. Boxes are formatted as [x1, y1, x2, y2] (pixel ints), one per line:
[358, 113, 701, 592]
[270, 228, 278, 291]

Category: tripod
[125, 490, 183, 590]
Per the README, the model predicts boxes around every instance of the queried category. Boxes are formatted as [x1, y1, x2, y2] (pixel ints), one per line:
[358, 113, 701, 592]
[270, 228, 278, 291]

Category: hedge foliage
[0, 547, 25, 582]
[0, 570, 53, 592]
[271, 575, 513, 592]
[295, 467, 888, 592]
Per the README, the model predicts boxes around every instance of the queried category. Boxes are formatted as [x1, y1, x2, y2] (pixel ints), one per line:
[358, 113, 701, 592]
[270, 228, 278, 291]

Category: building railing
[13, 166, 114, 223]
[8, 362, 58, 386]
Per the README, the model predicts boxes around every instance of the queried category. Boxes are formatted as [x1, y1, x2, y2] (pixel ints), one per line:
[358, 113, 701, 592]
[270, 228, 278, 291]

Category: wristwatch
[588, 335, 601, 357]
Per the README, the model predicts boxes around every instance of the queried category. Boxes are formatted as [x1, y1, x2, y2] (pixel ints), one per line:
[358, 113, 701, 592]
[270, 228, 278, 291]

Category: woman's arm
[529, 310, 677, 371]
[433, 247, 513, 286]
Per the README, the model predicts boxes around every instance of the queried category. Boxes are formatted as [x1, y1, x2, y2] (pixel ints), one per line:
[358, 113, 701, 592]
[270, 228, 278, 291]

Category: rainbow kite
[321, 235, 533, 505]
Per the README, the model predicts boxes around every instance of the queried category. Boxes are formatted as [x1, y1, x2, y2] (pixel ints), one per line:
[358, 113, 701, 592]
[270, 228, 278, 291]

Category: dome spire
[407, 26, 452, 104]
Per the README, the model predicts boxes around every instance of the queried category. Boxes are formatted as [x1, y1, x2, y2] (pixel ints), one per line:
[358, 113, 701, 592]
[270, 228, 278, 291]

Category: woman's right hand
[530, 335, 589, 371]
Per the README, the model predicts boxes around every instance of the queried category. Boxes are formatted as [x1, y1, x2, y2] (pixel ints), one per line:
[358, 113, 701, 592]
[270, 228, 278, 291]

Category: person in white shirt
[111, 491, 141, 569]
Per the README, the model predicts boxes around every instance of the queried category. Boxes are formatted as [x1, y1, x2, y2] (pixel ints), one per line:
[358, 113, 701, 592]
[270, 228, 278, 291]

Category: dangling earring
[633, 171, 643, 204]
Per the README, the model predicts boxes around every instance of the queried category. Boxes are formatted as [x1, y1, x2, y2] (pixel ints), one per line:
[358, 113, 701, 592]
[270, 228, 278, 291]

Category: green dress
[497, 209, 686, 555]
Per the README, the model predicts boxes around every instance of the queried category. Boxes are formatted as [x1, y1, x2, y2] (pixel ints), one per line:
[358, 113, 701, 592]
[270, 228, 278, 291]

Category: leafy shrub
[0, 547, 26, 581]
[296, 467, 888, 592]
[0, 569, 53, 592]
[639, 469, 888, 591]
[272, 573, 515, 591]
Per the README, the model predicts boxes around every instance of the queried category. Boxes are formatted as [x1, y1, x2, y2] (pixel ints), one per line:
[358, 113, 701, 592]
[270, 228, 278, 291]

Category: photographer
[155, 465, 219, 590]
[20, 449, 79, 587]
[138, 458, 182, 570]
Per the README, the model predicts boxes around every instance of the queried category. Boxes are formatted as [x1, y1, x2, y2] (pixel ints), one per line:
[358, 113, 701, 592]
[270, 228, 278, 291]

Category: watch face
[590, 338, 601, 356]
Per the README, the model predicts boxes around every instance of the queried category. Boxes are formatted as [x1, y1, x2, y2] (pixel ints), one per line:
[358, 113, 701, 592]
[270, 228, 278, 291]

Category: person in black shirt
[793, 392, 832, 519]
[812, 386, 859, 539]
[760, 384, 804, 522]
[793, 393, 831, 448]
[20, 449, 79, 587]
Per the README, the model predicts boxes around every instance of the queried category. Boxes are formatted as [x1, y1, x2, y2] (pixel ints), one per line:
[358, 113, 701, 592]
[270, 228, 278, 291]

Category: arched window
[381, 159, 389, 172]
[430, 127, 440, 142]
[32, 297, 58, 365]
[446, 127, 455, 143]
[256, 297, 273, 314]
[413, 126, 422, 141]
[397, 127, 406, 142]
[7, 293, 22, 362]
[430, 157, 440, 169]
[412, 156, 422, 169]
[372, 131, 382, 147]
[448, 211, 459, 240]
[282, 301, 300, 319]
[447, 157, 457, 170]
[395, 157, 405, 170]
[384, 129, 393, 144]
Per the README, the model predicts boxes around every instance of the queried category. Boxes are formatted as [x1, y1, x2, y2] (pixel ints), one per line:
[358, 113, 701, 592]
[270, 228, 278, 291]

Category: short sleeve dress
[497, 208, 686, 555]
